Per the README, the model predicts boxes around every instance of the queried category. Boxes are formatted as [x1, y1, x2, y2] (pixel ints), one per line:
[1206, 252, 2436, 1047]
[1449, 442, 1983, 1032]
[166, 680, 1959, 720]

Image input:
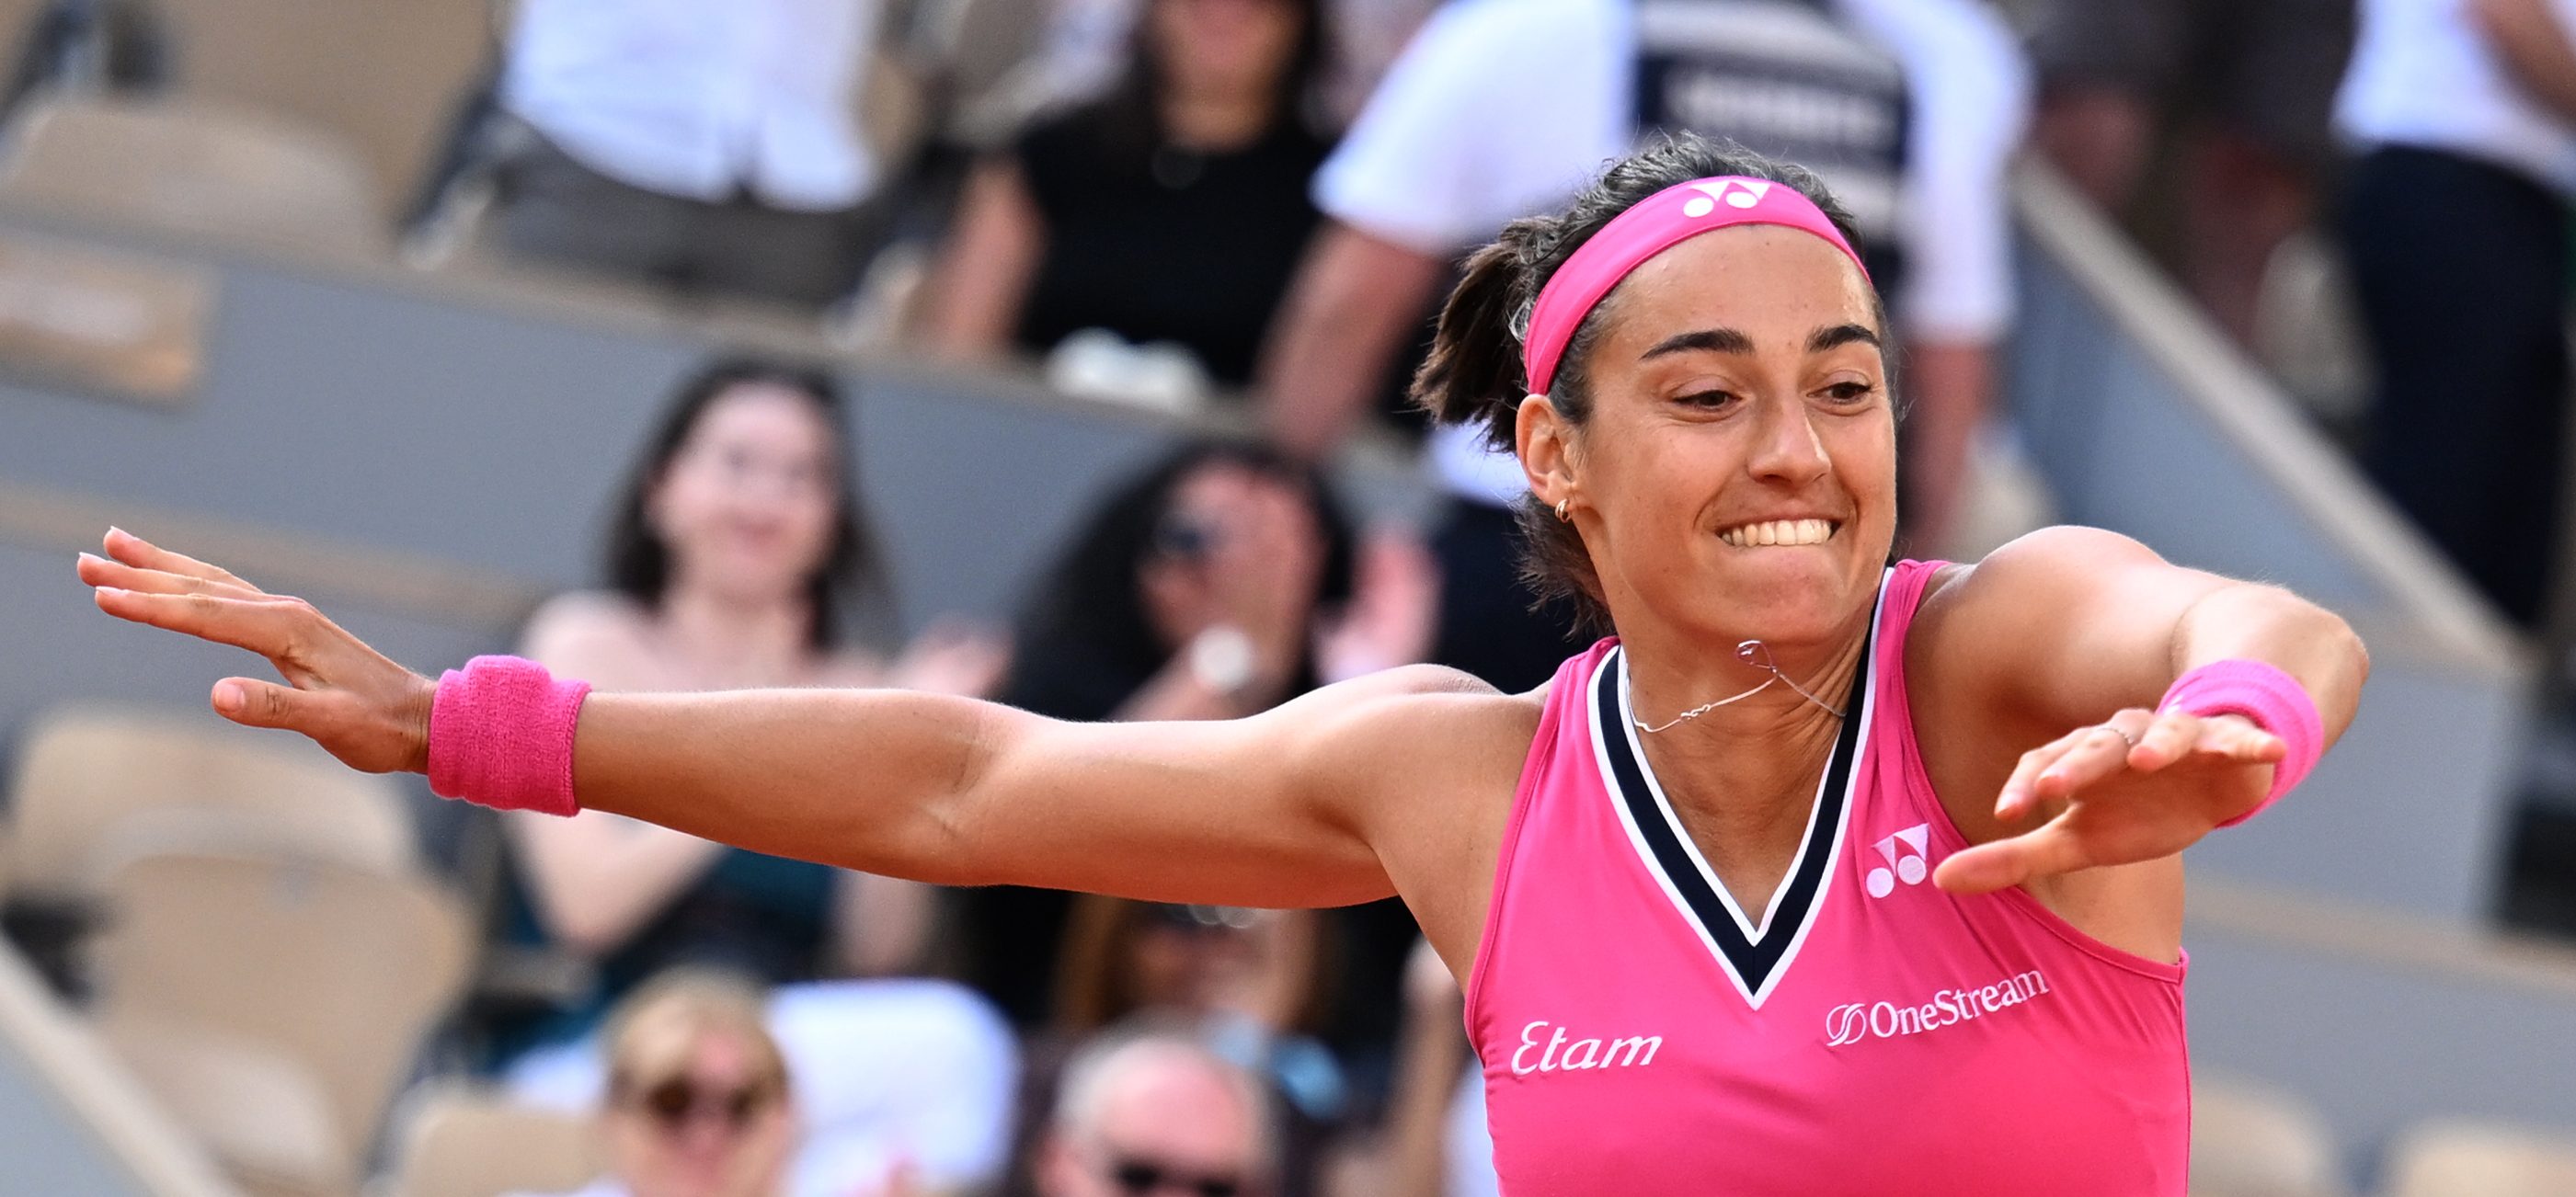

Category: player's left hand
[1932, 707, 2283, 895]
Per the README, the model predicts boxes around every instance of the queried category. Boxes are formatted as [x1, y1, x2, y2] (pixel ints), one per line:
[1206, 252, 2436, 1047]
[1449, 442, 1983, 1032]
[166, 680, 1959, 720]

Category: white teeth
[1721, 519, 1837, 548]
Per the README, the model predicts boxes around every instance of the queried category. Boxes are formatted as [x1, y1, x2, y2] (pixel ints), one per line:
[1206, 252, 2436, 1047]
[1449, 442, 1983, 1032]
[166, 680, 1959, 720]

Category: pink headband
[1521, 176, 1871, 395]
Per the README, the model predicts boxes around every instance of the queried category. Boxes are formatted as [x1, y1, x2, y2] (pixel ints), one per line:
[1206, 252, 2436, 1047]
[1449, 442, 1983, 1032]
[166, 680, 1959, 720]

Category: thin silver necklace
[1631, 640, 1848, 734]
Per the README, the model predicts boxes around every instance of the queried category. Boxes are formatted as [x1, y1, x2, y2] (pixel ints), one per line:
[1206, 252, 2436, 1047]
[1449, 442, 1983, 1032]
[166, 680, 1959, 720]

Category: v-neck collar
[1587, 571, 1888, 1009]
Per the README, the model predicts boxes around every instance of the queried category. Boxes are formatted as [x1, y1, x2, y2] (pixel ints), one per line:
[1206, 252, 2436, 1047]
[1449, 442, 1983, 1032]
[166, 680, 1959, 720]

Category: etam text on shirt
[1510, 1020, 1664, 1075]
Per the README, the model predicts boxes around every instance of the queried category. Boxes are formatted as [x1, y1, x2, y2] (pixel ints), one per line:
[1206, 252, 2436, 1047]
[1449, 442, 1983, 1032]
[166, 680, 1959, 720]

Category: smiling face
[646, 382, 844, 609]
[1518, 224, 1895, 652]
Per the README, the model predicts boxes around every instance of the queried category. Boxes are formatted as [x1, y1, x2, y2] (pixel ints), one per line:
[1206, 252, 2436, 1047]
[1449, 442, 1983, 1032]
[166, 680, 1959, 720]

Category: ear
[1517, 394, 1578, 509]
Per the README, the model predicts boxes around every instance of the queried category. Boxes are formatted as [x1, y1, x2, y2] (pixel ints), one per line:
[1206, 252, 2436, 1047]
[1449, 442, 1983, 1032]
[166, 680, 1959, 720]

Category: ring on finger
[2094, 723, 2140, 749]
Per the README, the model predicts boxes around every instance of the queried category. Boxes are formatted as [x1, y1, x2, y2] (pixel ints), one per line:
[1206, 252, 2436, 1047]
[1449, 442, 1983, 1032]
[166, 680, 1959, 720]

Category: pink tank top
[1466, 561, 2189, 1195]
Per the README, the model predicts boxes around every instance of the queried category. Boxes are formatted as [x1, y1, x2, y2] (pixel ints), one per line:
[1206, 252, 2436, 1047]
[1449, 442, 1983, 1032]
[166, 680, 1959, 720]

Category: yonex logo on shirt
[1510, 1020, 1665, 1075]
[1863, 823, 1931, 897]
[1822, 969, 2052, 1047]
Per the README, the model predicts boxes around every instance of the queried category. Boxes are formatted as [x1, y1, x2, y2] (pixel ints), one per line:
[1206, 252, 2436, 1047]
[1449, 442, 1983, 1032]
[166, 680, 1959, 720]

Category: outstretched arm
[76, 529, 1476, 911]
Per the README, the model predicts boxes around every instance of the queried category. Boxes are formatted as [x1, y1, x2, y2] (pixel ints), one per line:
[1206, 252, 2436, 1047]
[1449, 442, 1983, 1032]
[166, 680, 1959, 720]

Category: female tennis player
[79, 135, 2364, 1195]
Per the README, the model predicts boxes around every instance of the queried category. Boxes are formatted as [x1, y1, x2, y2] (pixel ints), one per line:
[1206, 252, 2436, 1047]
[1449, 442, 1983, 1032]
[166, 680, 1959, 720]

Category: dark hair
[1005, 439, 1355, 714]
[1050, 896, 1334, 1037]
[1087, 0, 1330, 166]
[1411, 133, 1882, 630]
[604, 356, 885, 651]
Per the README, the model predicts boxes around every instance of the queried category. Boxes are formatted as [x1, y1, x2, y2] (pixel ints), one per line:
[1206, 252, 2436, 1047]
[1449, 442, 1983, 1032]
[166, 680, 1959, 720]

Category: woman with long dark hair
[88, 135, 2367, 1194]
[493, 357, 1004, 1076]
[959, 439, 1429, 1033]
[922, 0, 1333, 387]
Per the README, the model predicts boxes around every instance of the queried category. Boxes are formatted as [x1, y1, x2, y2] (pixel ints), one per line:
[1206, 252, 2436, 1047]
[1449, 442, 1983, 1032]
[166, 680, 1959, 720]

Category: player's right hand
[77, 527, 436, 775]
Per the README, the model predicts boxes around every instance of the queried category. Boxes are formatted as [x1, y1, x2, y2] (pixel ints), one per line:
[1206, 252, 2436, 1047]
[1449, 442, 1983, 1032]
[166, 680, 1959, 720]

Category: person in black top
[922, 0, 1331, 387]
[958, 440, 1356, 1030]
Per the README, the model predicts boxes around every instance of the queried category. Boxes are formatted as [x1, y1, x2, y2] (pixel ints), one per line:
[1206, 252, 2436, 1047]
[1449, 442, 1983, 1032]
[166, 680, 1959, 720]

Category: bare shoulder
[519, 591, 656, 683]
[1298, 664, 1535, 813]
[1280, 664, 1547, 963]
[1921, 526, 2163, 620]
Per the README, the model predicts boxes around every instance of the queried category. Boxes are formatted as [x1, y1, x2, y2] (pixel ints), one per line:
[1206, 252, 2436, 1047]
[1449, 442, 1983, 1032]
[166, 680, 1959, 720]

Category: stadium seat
[97, 1010, 349, 1196]
[2, 703, 417, 906]
[154, 0, 493, 207]
[2190, 1075, 2352, 1197]
[2381, 1119, 2576, 1197]
[87, 850, 475, 1179]
[0, 96, 384, 251]
[382, 1085, 601, 1197]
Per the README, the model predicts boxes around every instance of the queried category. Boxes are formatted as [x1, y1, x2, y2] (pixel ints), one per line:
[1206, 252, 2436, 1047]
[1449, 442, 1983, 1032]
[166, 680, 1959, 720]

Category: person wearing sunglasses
[530, 969, 799, 1197]
[1037, 1029, 1272, 1197]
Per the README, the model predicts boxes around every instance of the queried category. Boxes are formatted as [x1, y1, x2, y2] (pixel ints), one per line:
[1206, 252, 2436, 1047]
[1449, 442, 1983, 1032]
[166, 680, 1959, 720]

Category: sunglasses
[1107, 1156, 1245, 1197]
[619, 1075, 779, 1134]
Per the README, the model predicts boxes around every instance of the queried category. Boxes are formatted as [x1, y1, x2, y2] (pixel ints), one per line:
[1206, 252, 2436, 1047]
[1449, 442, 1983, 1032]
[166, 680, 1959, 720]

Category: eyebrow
[1639, 324, 1883, 361]
[1640, 328, 1754, 359]
[1808, 323, 1882, 352]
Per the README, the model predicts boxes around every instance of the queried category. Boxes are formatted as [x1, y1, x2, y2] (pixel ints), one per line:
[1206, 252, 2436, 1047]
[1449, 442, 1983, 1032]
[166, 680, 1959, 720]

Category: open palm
[75, 527, 435, 774]
[1934, 708, 2284, 895]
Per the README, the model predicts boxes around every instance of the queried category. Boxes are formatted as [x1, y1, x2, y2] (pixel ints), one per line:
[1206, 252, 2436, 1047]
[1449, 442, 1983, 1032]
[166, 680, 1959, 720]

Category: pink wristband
[426, 656, 590, 817]
[2158, 659, 2322, 827]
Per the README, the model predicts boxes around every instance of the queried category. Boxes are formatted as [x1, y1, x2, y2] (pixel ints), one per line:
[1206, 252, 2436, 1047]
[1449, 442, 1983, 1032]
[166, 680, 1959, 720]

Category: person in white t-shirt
[496, 0, 893, 307]
[1249, 0, 2028, 690]
[2335, 0, 2576, 627]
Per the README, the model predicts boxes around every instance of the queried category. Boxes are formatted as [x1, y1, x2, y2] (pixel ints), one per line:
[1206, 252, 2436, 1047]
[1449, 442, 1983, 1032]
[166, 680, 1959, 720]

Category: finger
[94, 587, 309, 659]
[78, 553, 264, 600]
[102, 528, 262, 594]
[1997, 733, 2083, 821]
[2193, 715, 2286, 764]
[2034, 724, 2139, 798]
[210, 677, 325, 732]
[1933, 820, 2090, 895]
[2125, 711, 2201, 772]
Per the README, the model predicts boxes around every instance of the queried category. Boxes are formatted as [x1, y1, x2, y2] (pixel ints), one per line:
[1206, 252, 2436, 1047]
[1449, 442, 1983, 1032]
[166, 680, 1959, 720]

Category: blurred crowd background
[6, 0, 2576, 1195]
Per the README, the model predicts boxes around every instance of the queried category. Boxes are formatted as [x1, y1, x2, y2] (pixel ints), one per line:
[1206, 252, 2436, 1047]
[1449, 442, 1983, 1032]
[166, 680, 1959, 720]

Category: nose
[1744, 392, 1830, 486]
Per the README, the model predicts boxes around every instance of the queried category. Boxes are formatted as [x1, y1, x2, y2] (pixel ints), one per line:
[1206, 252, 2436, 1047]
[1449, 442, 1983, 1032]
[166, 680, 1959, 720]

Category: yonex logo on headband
[1520, 174, 1870, 395]
[1680, 178, 1771, 217]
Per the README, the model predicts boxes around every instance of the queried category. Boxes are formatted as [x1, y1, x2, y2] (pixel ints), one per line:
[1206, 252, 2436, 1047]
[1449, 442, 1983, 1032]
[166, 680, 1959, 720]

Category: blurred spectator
[994, 900, 1337, 1196]
[980, 0, 1431, 132]
[0, 0, 166, 125]
[521, 969, 800, 1197]
[1251, 0, 2029, 694]
[2336, 0, 2576, 627]
[956, 440, 1434, 1040]
[921, 0, 1333, 389]
[1035, 1028, 1277, 1197]
[491, 0, 898, 307]
[489, 357, 1005, 1071]
[1316, 0, 1440, 127]
[517, 969, 1020, 1197]
[2026, 0, 2356, 349]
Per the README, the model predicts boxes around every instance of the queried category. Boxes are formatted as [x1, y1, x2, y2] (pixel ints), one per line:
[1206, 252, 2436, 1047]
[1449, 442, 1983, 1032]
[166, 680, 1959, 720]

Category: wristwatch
[1187, 624, 1259, 696]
